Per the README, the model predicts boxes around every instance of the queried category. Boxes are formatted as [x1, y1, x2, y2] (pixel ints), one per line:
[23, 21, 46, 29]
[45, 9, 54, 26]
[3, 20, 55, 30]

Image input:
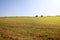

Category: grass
[0, 16, 60, 40]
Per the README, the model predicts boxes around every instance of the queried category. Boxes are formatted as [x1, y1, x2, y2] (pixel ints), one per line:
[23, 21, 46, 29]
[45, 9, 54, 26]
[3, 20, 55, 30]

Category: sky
[0, 0, 60, 16]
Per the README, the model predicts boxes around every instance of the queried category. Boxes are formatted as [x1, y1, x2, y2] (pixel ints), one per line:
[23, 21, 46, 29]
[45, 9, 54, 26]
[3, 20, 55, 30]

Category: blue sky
[0, 0, 60, 16]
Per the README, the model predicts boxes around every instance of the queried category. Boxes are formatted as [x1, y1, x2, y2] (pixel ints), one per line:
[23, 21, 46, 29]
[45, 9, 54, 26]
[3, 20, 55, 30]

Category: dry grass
[0, 17, 60, 40]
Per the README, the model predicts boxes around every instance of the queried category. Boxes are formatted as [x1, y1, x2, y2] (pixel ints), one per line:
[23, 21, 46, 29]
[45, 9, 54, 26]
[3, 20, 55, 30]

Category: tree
[35, 15, 38, 17]
[41, 15, 43, 17]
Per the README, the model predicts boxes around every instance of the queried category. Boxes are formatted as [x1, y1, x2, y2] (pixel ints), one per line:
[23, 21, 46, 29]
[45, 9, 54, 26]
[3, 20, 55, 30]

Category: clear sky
[0, 0, 60, 16]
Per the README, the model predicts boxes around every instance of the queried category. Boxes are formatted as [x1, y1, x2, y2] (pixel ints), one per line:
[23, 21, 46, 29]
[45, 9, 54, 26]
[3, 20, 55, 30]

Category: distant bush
[35, 15, 38, 17]
[41, 15, 43, 17]
[47, 16, 51, 17]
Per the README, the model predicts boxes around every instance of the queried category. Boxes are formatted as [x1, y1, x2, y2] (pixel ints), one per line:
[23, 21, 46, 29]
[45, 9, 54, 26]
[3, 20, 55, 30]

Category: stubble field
[0, 16, 60, 40]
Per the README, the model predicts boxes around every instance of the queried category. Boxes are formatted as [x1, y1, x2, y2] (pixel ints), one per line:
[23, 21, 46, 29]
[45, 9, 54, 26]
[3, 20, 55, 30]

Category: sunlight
[53, 0, 60, 5]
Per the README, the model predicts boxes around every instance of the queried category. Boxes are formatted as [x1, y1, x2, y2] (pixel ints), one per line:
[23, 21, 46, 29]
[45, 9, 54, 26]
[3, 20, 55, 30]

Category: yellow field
[0, 16, 60, 40]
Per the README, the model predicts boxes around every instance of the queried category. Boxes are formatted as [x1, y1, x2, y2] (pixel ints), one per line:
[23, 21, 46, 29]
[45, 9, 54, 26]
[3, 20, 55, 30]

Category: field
[0, 16, 60, 40]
